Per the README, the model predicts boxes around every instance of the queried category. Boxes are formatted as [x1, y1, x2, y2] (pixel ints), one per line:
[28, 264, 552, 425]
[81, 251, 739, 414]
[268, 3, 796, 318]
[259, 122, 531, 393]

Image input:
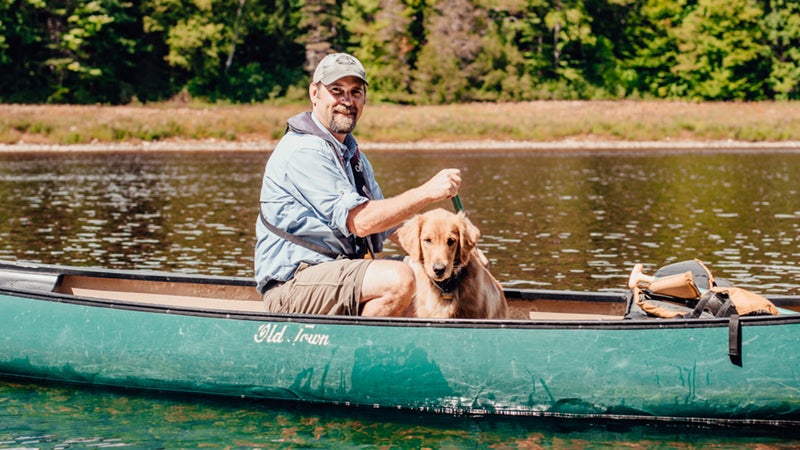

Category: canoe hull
[1, 262, 799, 425]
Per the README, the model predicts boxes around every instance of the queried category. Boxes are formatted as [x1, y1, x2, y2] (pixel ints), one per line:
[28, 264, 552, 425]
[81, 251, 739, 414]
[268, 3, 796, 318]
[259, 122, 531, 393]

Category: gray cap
[312, 53, 368, 85]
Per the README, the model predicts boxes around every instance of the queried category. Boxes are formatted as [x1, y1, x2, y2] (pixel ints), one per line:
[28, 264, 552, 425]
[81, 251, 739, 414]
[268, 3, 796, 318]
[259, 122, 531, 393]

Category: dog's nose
[433, 263, 446, 278]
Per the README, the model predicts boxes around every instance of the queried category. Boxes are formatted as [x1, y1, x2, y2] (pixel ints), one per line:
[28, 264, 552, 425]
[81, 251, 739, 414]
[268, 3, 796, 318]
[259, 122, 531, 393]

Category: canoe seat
[0, 270, 60, 293]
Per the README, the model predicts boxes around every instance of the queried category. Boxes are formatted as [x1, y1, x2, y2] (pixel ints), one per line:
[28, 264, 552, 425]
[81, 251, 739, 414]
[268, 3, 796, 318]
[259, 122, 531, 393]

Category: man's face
[310, 76, 367, 141]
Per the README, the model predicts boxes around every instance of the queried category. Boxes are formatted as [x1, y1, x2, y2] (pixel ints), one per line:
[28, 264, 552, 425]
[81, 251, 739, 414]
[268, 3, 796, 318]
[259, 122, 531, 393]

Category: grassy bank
[2, 101, 800, 146]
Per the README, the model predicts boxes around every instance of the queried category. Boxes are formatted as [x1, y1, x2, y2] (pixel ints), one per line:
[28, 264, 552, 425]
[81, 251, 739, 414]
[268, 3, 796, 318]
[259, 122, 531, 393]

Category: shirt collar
[311, 113, 358, 161]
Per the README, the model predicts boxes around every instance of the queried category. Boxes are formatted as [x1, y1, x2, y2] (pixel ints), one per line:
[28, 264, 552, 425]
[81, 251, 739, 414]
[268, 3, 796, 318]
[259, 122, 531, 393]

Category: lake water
[1, 148, 799, 448]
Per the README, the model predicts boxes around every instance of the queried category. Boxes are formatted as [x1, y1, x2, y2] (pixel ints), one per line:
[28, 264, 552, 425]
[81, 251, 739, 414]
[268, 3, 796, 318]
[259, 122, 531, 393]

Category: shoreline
[2, 139, 800, 154]
[5, 101, 800, 150]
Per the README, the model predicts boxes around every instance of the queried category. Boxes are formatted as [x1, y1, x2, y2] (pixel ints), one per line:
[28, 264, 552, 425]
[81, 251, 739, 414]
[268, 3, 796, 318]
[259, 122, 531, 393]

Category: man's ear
[309, 84, 317, 105]
[397, 215, 422, 262]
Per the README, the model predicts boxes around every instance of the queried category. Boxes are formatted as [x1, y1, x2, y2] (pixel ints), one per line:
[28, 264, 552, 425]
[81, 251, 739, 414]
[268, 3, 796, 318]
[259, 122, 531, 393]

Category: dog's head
[397, 208, 480, 282]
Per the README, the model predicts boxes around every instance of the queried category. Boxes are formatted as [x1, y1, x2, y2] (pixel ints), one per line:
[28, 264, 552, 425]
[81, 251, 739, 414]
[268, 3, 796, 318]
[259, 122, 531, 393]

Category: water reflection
[0, 149, 798, 294]
[3, 378, 797, 448]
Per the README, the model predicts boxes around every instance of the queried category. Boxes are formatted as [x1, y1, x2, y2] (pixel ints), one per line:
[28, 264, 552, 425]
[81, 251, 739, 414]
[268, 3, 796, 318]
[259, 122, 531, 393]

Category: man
[254, 52, 462, 316]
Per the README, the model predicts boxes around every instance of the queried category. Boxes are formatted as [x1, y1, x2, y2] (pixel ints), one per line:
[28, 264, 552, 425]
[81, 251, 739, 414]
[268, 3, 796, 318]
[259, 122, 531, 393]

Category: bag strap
[349, 148, 375, 258]
[631, 286, 687, 318]
[688, 290, 719, 318]
[285, 112, 374, 258]
[258, 206, 343, 260]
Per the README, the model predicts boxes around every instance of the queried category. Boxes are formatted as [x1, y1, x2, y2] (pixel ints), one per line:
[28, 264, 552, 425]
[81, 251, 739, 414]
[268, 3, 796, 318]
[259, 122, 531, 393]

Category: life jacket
[625, 259, 779, 319]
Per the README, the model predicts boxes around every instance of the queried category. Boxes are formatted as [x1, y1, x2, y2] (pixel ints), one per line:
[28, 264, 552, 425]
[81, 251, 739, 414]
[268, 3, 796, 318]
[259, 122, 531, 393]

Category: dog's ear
[457, 211, 480, 263]
[397, 214, 422, 262]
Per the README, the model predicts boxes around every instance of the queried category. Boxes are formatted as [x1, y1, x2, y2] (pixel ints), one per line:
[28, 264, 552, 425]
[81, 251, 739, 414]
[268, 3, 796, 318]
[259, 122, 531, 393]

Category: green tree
[0, 0, 50, 102]
[483, 0, 607, 99]
[412, 0, 487, 103]
[672, 0, 769, 100]
[480, 0, 548, 100]
[620, 0, 688, 98]
[544, 0, 595, 94]
[582, 0, 638, 98]
[143, 0, 304, 102]
[48, 0, 141, 103]
[470, 16, 534, 101]
[0, 0, 142, 103]
[762, 0, 800, 99]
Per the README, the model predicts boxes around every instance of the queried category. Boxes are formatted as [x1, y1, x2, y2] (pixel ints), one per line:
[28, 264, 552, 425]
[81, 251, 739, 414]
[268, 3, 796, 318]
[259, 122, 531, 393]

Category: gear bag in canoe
[625, 259, 779, 319]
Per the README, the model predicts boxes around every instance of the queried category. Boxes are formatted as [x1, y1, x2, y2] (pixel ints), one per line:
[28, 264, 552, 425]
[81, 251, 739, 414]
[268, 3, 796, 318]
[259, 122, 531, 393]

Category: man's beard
[329, 108, 358, 134]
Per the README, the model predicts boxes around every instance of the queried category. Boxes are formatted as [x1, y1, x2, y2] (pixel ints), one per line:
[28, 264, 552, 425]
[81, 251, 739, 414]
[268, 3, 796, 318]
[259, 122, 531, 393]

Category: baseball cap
[312, 53, 368, 85]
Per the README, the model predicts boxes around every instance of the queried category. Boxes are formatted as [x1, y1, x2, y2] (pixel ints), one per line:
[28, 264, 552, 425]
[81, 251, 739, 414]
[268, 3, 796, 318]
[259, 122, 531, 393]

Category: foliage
[762, 0, 800, 99]
[144, 0, 305, 102]
[0, 0, 798, 104]
[671, 0, 768, 100]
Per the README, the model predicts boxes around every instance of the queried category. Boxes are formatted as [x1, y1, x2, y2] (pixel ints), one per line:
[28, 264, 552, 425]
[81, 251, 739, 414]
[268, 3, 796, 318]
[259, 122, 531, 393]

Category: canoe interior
[0, 261, 629, 319]
[3, 262, 799, 319]
[53, 273, 630, 319]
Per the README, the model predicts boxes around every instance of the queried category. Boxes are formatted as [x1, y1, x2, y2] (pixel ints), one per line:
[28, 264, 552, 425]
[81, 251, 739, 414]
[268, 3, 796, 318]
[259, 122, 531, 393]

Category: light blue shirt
[254, 113, 386, 293]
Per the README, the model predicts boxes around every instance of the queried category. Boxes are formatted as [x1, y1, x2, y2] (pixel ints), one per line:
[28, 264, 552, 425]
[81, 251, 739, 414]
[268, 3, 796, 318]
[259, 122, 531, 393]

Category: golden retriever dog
[397, 208, 507, 319]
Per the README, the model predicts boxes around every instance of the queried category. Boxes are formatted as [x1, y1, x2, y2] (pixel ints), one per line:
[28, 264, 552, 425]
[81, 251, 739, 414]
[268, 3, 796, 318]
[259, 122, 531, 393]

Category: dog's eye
[447, 237, 456, 247]
[422, 238, 432, 245]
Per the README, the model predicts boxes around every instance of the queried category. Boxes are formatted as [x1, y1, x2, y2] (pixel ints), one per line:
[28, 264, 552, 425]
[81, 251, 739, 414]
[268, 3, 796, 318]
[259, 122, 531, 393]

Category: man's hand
[347, 168, 462, 237]
[422, 168, 461, 202]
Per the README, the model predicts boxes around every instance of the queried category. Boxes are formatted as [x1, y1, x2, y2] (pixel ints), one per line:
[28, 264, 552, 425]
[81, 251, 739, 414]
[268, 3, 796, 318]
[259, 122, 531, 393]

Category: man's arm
[346, 168, 461, 237]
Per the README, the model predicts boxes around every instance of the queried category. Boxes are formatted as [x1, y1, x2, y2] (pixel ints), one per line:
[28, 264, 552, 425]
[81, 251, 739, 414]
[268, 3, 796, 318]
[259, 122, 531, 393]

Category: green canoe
[1, 260, 799, 426]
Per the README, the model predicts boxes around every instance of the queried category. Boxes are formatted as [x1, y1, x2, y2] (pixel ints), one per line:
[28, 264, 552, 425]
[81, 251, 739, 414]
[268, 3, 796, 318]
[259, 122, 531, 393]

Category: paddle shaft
[451, 194, 463, 212]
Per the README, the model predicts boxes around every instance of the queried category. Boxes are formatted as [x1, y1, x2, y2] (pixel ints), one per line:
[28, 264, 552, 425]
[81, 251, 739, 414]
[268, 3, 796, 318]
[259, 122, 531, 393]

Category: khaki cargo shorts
[262, 259, 372, 316]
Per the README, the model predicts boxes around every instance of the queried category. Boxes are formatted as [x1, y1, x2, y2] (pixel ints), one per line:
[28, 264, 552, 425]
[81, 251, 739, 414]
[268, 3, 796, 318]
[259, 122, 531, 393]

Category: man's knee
[359, 260, 414, 316]
[394, 263, 416, 298]
[378, 260, 415, 297]
[363, 260, 415, 301]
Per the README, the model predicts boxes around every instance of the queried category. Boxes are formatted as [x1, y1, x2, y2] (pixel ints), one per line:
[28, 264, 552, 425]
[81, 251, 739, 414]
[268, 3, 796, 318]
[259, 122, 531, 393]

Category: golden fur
[397, 208, 507, 319]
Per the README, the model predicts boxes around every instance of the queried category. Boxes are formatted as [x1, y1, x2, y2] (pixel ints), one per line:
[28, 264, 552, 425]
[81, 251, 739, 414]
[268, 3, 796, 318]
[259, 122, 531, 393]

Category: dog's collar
[433, 270, 463, 301]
